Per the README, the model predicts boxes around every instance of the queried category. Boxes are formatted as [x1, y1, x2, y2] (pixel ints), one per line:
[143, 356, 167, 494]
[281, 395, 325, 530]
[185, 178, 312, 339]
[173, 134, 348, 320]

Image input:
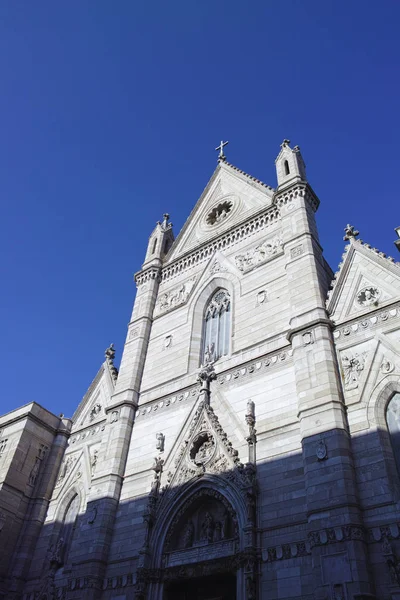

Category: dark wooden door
[164, 573, 236, 600]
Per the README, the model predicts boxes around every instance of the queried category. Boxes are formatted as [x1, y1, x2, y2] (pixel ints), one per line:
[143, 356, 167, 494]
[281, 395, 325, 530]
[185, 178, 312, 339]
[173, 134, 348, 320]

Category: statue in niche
[213, 521, 222, 542]
[201, 511, 215, 543]
[182, 520, 194, 548]
[29, 457, 41, 485]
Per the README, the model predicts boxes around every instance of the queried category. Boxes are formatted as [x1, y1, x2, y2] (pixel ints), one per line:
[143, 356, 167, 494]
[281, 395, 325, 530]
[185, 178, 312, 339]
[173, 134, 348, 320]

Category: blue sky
[1, 1, 399, 418]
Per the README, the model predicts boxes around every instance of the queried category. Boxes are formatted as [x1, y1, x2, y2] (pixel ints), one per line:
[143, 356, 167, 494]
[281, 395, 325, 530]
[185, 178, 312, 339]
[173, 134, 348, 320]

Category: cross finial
[343, 224, 360, 241]
[159, 213, 172, 231]
[281, 139, 291, 148]
[215, 140, 229, 162]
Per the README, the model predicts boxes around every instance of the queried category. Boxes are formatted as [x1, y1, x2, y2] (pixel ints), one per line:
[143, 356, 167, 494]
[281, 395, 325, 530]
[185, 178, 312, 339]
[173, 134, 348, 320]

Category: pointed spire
[343, 224, 360, 241]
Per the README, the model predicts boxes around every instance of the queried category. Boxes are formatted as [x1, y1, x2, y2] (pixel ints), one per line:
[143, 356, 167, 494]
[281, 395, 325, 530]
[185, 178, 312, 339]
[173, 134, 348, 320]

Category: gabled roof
[326, 233, 400, 323]
[166, 159, 275, 263]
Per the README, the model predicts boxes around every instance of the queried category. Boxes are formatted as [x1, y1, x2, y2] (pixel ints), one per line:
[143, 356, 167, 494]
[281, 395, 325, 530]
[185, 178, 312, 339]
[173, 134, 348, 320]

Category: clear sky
[1, 1, 399, 418]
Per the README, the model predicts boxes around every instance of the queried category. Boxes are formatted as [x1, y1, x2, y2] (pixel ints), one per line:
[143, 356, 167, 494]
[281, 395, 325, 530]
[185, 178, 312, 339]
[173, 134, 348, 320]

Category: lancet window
[202, 289, 231, 364]
[386, 393, 400, 475]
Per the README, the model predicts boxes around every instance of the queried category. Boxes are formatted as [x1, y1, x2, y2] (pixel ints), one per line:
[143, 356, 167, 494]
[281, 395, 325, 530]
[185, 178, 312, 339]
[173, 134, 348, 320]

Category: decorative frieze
[333, 303, 400, 340]
[235, 234, 283, 272]
[135, 349, 293, 420]
[68, 422, 106, 446]
[154, 276, 197, 317]
[160, 206, 280, 284]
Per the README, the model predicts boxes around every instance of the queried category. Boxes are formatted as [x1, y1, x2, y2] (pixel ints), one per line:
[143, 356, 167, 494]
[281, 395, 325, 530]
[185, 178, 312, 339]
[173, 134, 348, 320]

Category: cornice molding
[333, 301, 400, 342]
[135, 347, 293, 420]
[159, 204, 281, 284]
[273, 182, 320, 212]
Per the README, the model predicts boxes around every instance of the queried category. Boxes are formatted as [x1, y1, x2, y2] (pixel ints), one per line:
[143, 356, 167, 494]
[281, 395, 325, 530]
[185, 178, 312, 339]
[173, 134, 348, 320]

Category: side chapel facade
[1, 141, 400, 600]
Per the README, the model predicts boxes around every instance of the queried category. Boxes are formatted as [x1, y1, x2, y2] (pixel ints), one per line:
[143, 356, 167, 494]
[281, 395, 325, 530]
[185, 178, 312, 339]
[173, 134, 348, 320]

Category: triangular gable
[327, 239, 400, 324]
[71, 361, 116, 429]
[167, 161, 275, 262]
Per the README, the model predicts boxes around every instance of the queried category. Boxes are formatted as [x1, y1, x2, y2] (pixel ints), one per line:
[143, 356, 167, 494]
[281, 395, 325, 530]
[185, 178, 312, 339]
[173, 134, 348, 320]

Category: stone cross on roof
[215, 140, 229, 161]
[343, 224, 360, 241]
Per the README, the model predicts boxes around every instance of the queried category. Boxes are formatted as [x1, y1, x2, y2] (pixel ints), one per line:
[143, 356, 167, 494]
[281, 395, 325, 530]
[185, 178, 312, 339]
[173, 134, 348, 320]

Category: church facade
[1, 141, 400, 600]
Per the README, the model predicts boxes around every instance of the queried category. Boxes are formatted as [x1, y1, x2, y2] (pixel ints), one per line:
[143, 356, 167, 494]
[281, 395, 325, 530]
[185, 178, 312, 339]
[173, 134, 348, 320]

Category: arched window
[202, 289, 231, 364]
[386, 393, 400, 474]
[284, 160, 290, 175]
[152, 238, 157, 254]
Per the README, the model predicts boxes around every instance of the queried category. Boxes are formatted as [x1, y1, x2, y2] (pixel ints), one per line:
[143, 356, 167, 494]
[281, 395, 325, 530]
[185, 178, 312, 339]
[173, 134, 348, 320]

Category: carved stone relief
[189, 432, 216, 466]
[0, 438, 8, 458]
[257, 290, 267, 304]
[89, 403, 102, 422]
[356, 286, 380, 307]
[163, 335, 172, 349]
[380, 358, 395, 374]
[55, 454, 78, 487]
[90, 448, 99, 477]
[165, 490, 237, 552]
[316, 439, 327, 461]
[210, 260, 228, 274]
[154, 277, 196, 316]
[290, 244, 303, 258]
[29, 443, 48, 486]
[340, 351, 367, 390]
[235, 234, 283, 271]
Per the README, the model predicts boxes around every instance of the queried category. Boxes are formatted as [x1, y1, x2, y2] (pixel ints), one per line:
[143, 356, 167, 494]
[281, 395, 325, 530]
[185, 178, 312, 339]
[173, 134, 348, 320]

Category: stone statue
[91, 450, 98, 477]
[201, 511, 214, 543]
[156, 432, 165, 452]
[182, 520, 194, 548]
[152, 456, 164, 474]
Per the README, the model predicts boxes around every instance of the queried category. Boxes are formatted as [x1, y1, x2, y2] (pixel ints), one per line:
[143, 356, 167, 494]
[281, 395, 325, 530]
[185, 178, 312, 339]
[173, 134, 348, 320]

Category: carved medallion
[189, 432, 216, 466]
[356, 286, 380, 307]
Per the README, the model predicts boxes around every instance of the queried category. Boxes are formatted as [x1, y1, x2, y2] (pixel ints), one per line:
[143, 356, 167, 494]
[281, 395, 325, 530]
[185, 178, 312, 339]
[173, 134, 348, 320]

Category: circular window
[206, 201, 233, 226]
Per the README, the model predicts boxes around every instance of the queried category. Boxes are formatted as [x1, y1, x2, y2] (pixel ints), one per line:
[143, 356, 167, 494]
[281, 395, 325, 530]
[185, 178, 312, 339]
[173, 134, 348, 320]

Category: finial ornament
[281, 139, 291, 148]
[343, 224, 360, 241]
[105, 344, 118, 381]
[394, 226, 400, 253]
[105, 343, 115, 361]
[159, 213, 172, 231]
[215, 140, 229, 161]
